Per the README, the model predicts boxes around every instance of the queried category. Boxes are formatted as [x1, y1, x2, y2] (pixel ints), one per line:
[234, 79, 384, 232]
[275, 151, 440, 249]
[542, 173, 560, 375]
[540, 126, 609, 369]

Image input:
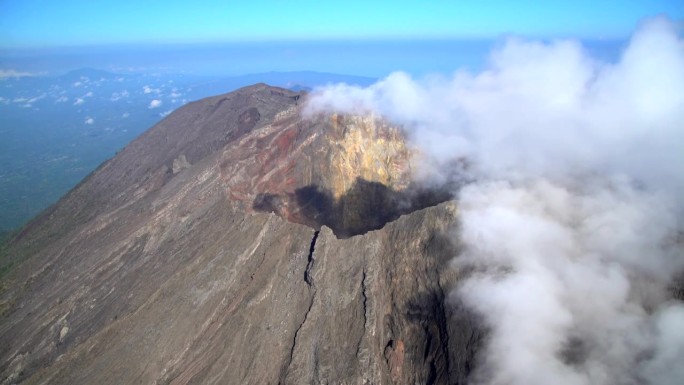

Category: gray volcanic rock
[0, 84, 480, 384]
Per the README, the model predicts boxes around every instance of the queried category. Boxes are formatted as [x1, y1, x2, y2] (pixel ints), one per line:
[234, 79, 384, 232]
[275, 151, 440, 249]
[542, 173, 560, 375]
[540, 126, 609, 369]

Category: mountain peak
[0, 84, 465, 385]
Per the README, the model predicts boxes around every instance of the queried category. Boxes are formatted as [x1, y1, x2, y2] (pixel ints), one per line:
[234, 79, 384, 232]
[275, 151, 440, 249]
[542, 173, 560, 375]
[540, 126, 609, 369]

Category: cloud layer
[306, 17, 684, 385]
[0, 69, 41, 79]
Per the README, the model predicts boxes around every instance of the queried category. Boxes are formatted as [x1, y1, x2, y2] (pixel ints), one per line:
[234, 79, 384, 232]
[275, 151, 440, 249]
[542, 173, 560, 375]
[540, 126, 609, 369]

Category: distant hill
[59, 67, 127, 82]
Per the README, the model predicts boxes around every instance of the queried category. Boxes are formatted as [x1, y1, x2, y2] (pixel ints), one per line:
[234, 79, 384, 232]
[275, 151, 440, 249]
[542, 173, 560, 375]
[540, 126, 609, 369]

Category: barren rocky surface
[0, 84, 480, 384]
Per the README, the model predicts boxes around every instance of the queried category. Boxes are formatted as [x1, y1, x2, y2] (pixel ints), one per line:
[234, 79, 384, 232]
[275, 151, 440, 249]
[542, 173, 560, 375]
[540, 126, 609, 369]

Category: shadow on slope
[253, 177, 452, 238]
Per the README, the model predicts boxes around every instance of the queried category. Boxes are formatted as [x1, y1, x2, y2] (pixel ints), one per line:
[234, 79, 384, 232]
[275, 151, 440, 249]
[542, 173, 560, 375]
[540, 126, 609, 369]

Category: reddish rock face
[386, 339, 406, 382]
[219, 102, 448, 237]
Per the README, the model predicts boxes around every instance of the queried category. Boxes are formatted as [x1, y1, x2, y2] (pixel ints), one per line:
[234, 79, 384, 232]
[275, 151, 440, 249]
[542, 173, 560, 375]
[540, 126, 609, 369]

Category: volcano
[0, 84, 481, 384]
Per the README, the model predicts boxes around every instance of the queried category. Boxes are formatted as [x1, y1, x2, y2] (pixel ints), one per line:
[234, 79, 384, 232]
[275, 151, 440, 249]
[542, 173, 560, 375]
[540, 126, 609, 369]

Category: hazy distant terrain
[0, 69, 374, 232]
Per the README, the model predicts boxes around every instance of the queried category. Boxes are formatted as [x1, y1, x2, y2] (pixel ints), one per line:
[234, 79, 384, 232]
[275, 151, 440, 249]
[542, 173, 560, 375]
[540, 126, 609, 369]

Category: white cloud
[110, 90, 129, 101]
[307, 17, 684, 385]
[143, 85, 160, 94]
[73, 98, 84, 105]
[122, 112, 130, 118]
[27, 94, 46, 103]
[148, 99, 162, 109]
[84, 117, 94, 125]
[83, 91, 93, 98]
[11, 94, 46, 104]
[0, 69, 41, 79]
[159, 109, 173, 117]
[72, 81, 83, 87]
[55, 96, 69, 103]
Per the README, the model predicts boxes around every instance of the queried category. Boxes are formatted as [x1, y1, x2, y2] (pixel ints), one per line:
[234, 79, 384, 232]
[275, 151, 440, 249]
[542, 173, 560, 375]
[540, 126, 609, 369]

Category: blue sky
[1, 0, 682, 48]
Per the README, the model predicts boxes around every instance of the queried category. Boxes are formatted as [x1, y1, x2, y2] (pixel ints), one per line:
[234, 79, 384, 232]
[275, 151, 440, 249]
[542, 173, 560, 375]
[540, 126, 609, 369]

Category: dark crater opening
[253, 177, 452, 238]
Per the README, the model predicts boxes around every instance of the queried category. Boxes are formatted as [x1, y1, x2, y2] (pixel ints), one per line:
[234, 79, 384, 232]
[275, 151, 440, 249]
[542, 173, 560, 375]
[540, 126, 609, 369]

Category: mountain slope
[0, 84, 477, 384]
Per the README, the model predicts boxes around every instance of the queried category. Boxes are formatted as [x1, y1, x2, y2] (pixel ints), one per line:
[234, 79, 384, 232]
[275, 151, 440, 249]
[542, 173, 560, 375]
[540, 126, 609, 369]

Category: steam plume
[306, 17, 684, 385]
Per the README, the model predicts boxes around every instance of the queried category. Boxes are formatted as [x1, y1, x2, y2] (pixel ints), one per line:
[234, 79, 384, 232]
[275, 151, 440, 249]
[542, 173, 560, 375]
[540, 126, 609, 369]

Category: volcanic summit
[0, 84, 480, 384]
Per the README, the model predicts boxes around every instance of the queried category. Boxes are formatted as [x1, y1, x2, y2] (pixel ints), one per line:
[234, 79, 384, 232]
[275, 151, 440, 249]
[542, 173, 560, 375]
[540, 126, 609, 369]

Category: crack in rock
[304, 230, 319, 286]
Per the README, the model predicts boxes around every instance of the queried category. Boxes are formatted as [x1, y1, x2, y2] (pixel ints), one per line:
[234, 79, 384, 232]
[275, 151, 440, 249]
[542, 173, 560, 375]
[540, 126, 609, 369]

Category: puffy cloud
[143, 85, 160, 94]
[110, 90, 129, 101]
[307, 17, 684, 385]
[84, 117, 94, 125]
[307, 20, 684, 192]
[73, 98, 84, 105]
[55, 96, 69, 103]
[452, 179, 682, 385]
[148, 99, 162, 109]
